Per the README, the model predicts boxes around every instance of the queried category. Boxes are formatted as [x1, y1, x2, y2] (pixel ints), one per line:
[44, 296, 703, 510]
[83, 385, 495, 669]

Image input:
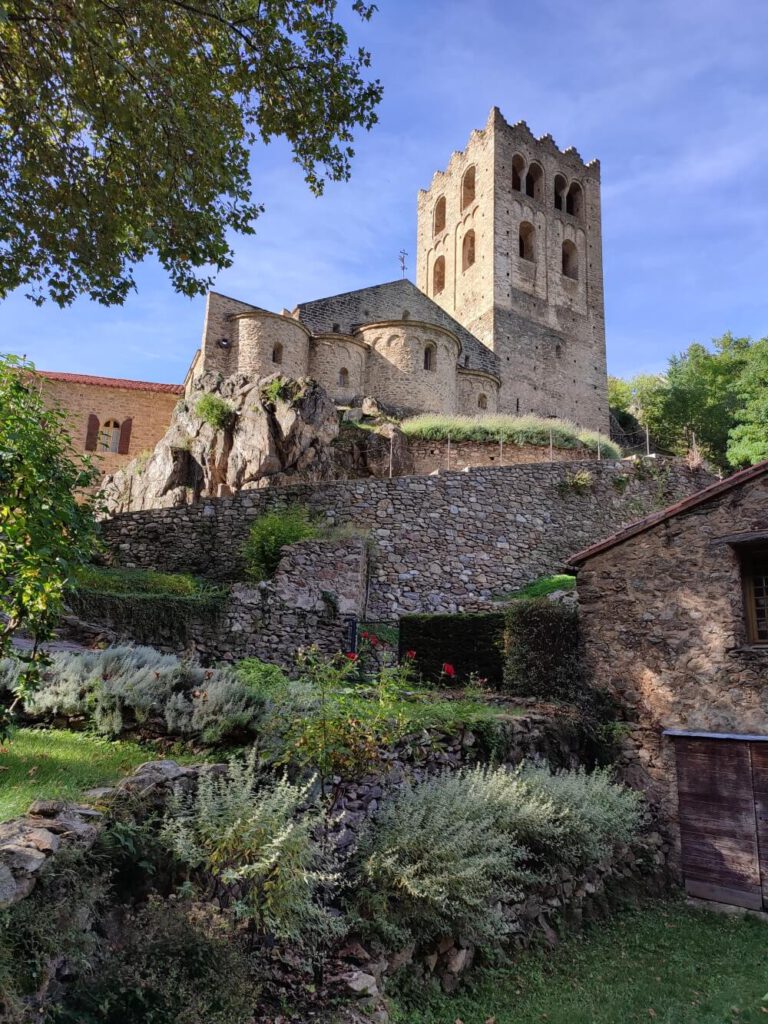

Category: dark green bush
[242, 505, 319, 581]
[56, 898, 256, 1024]
[68, 590, 225, 648]
[398, 612, 505, 686]
[503, 598, 584, 700]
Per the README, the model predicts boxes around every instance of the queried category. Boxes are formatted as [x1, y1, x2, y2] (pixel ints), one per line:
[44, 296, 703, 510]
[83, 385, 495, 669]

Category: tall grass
[400, 413, 621, 459]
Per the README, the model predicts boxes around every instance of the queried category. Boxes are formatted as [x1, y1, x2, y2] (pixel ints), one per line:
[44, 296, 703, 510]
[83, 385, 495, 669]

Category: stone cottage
[568, 460, 768, 911]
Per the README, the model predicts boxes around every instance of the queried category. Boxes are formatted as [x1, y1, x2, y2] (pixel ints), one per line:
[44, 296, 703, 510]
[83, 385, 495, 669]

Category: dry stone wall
[102, 459, 712, 620]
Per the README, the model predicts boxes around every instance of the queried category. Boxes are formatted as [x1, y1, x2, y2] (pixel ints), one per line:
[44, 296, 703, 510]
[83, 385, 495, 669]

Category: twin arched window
[433, 255, 445, 294]
[462, 230, 476, 271]
[424, 343, 437, 372]
[512, 154, 584, 220]
[85, 414, 132, 454]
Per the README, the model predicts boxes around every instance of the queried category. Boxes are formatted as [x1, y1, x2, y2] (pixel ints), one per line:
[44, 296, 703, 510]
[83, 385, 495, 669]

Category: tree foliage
[611, 334, 767, 470]
[0, 354, 98, 726]
[0, 0, 383, 305]
[726, 338, 768, 468]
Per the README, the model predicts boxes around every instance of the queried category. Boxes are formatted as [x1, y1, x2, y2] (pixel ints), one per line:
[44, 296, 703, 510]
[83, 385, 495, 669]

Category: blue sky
[2, 0, 767, 383]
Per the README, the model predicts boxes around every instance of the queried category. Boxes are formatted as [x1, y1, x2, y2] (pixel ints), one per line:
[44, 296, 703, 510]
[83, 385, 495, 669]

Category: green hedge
[399, 612, 506, 686]
[399, 600, 584, 699]
[503, 598, 583, 700]
[67, 590, 225, 645]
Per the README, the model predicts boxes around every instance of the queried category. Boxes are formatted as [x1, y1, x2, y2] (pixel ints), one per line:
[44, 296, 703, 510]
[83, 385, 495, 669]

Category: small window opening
[433, 195, 446, 236]
[518, 221, 535, 262]
[272, 342, 283, 364]
[741, 546, 768, 644]
[554, 173, 567, 211]
[562, 240, 578, 280]
[100, 419, 120, 453]
[424, 343, 437, 372]
[478, 393, 488, 410]
[566, 182, 583, 218]
[462, 229, 476, 271]
[461, 165, 476, 210]
[512, 154, 525, 192]
[338, 367, 350, 388]
[433, 255, 445, 294]
[525, 162, 544, 201]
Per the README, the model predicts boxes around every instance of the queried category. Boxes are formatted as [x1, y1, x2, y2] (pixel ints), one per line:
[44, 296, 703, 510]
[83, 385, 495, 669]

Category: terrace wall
[101, 459, 712, 620]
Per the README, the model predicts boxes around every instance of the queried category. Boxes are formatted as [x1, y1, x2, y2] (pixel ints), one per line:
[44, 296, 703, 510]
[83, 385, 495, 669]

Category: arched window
[562, 240, 578, 280]
[462, 229, 476, 271]
[424, 343, 437, 372]
[512, 154, 525, 192]
[566, 182, 583, 218]
[518, 221, 535, 262]
[85, 413, 100, 452]
[433, 195, 446, 236]
[433, 255, 445, 295]
[525, 162, 544, 201]
[100, 419, 121, 453]
[461, 165, 476, 210]
[272, 342, 283, 364]
[338, 367, 350, 387]
[478, 393, 488, 410]
[554, 174, 567, 212]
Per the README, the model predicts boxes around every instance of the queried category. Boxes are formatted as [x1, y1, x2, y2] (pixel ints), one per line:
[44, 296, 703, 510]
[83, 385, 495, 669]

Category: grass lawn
[0, 728, 158, 821]
[391, 901, 768, 1024]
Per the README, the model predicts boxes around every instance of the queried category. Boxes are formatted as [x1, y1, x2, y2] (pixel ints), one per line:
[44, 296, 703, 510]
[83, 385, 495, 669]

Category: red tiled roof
[39, 370, 184, 394]
[567, 459, 768, 567]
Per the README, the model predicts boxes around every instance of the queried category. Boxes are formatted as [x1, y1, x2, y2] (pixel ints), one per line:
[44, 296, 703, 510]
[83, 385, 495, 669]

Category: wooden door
[674, 737, 763, 910]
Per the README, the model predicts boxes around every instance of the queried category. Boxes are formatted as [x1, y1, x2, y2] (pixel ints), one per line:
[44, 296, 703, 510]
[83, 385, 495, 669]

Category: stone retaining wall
[102, 459, 712, 619]
[76, 538, 368, 665]
[405, 438, 599, 475]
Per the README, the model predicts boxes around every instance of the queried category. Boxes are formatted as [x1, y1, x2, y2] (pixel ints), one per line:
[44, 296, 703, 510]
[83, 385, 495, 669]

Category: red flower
[361, 631, 369, 639]
[405, 650, 417, 660]
[369, 635, 379, 647]
[345, 652, 358, 661]
[442, 662, 456, 678]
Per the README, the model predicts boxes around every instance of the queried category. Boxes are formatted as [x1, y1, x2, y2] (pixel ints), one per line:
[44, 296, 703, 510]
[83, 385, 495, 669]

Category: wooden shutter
[84, 414, 99, 452]
[118, 417, 132, 455]
[675, 737, 762, 910]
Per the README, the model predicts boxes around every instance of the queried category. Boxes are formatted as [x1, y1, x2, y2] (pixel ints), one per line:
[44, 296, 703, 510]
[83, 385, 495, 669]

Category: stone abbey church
[41, 108, 609, 475]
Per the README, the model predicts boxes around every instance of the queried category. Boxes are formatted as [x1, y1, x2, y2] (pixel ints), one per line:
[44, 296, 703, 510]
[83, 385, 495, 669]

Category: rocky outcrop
[0, 800, 101, 908]
[102, 373, 340, 513]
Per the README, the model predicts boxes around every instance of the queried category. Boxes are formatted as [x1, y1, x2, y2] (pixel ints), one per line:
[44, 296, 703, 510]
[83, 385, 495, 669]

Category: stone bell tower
[416, 108, 608, 432]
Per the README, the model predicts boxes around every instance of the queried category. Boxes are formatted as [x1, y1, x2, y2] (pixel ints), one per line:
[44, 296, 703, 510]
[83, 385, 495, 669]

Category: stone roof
[294, 279, 501, 379]
[567, 459, 768, 566]
[39, 371, 184, 394]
